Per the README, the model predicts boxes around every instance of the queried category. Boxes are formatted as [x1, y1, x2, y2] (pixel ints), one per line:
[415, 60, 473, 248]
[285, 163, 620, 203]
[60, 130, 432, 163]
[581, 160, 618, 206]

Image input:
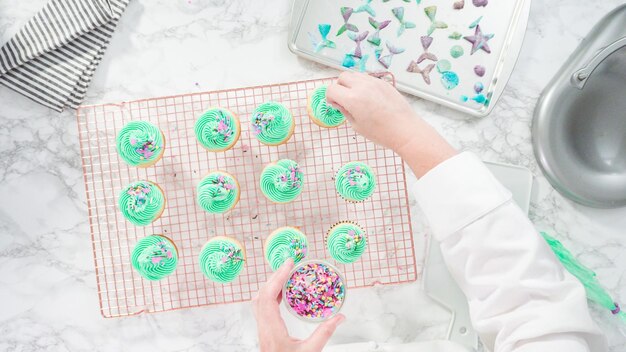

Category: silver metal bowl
[533, 5, 626, 208]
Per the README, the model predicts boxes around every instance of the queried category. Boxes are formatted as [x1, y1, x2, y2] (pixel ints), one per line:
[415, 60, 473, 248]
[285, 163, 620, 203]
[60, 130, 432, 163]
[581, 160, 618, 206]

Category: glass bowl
[282, 259, 346, 323]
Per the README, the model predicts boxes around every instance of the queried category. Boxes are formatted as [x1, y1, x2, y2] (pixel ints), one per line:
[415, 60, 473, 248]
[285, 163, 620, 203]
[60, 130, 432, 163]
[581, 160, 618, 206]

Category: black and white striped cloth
[0, 0, 131, 112]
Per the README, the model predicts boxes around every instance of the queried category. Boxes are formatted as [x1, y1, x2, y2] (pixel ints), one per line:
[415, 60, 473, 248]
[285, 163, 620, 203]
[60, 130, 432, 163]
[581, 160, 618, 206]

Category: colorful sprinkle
[464, 25, 494, 54]
[284, 262, 346, 320]
[474, 65, 486, 76]
[453, 0, 465, 9]
[440, 71, 460, 90]
[450, 45, 464, 58]
[472, 93, 487, 104]
[460, 95, 469, 102]
[436, 59, 451, 73]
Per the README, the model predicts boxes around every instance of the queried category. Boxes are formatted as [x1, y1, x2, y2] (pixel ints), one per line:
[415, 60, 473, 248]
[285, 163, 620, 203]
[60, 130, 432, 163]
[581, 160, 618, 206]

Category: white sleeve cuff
[411, 152, 512, 241]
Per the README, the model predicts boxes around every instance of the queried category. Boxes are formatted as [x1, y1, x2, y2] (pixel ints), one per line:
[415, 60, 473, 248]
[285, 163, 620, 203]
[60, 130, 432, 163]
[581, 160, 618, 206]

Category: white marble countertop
[1, 0, 626, 351]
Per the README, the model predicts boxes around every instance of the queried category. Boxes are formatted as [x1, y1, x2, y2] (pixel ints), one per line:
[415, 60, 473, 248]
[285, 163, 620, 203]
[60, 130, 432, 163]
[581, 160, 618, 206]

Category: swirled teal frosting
[199, 237, 245, 283]
[116, 121, 164, 167]
[260, 159, 304, 203]
[197, 172, 239, 213]
[194, 108, 239, 151]
[335, 162, 376, 202]
[251, 102, 294, 145]
[119, 181, 165, 226]
[327, 222, 367, 264]
[309, 85, 346, 127]
[131, 235, 178, 281]
[265, 227, 308, 271]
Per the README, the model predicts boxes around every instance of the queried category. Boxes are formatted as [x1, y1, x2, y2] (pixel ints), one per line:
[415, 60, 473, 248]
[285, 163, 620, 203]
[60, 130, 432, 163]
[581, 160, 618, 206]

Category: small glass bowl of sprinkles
[283, 260, 346, 322]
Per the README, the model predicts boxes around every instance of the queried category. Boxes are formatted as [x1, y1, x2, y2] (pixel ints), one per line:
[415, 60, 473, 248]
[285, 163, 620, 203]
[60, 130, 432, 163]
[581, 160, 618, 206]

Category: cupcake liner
[334, 161, 376, 204]
[324, 220, 364, 245]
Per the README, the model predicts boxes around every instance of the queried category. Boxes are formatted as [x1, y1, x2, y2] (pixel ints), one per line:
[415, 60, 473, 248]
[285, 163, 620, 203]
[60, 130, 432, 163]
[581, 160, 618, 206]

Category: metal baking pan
[533, 4, 626, 208]
[289, 0, 531, 117]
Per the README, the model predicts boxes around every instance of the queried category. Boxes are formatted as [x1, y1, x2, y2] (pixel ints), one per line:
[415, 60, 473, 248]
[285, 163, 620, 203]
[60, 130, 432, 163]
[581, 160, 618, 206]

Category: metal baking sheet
[289, 0, 531, 117]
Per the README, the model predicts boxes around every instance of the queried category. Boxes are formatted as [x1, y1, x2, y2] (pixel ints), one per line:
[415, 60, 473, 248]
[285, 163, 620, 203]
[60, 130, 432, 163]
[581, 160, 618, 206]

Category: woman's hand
[326, 71, 457, 177]
[252, 258, 345, 352]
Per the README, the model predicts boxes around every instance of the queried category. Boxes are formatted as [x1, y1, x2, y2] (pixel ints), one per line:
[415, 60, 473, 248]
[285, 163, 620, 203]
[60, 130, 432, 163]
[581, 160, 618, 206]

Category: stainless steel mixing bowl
[533, 5, 626, 208]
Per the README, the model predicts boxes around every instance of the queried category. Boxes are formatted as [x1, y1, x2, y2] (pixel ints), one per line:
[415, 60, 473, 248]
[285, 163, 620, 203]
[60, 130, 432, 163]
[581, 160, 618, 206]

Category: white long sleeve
[412, 152, 607, 352]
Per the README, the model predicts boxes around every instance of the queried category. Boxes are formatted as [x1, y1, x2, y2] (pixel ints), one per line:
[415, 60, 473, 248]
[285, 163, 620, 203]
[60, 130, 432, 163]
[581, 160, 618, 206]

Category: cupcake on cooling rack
[307, 85, 346, 128]
[119, 181, 166, 226]
[264, 226, 308, 271]
[251, 102, 295, 146]
[335, 161, 376, 203]
[326, 221, 367, 264]
[116, 121, 165, 167]
[199, 236, 246, 284]
[194, 107, 241, 151]
[260, 159, 303, 203]
[131, 235, 178, 281]
[197, 171, 240, 214]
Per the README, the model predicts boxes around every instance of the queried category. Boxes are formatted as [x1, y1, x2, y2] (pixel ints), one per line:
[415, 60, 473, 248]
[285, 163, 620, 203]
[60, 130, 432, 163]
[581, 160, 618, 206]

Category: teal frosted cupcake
[251, 102, 295, 145]
[264, 226, 308, 271]
[119, 181, 166, 226]
[197, 171, 240, 214]
[335, 161, 376, 202]
[131, 235, 178, 281]
[307, 85, 346, 128]
[326, 222, 367, 264]
[194, 107, 241, 151]
[260, 159, 304, 203]
[116, 121, 165, 167]
[199, 236, 246, 284]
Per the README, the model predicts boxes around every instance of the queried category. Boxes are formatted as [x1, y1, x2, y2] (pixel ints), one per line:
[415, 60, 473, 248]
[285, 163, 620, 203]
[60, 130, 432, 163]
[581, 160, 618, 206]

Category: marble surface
[1, 0, 626, 351]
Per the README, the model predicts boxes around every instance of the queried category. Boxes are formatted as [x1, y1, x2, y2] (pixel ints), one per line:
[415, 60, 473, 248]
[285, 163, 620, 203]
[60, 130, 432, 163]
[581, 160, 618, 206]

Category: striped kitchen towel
[0, 0, 131, 112]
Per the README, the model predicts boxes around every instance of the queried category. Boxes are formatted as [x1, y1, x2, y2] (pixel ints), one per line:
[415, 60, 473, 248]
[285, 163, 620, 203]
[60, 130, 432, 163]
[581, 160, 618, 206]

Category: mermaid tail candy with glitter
[116, 121, 165, 167]
[199, 236, 246, 284]
[335, 162, 376, 202]
[337, 7, 358, 36]
[367, 17, 391, 47]
[118, 181, 166, 226]
[197, 171, 240, 214]
[326, 222, 368, 264]
[265, 227, 308, 271]
[131, 235, 178, 281]
[194, 108, 240, 151]
[260, 159, 304, 203]
[250, 102, 294, 146]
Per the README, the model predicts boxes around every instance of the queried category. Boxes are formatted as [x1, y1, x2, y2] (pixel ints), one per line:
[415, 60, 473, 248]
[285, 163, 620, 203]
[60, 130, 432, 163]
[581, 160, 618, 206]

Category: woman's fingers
[337, 71, 359, 87]
[261, 258, 294, 301]
[326, 83, 355, 117]
[303, 314, 345, 351]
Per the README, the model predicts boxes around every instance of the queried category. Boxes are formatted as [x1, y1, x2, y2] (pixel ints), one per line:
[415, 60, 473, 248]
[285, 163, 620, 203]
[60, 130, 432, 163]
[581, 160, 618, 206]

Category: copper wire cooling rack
[77, 76, 417, 318]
